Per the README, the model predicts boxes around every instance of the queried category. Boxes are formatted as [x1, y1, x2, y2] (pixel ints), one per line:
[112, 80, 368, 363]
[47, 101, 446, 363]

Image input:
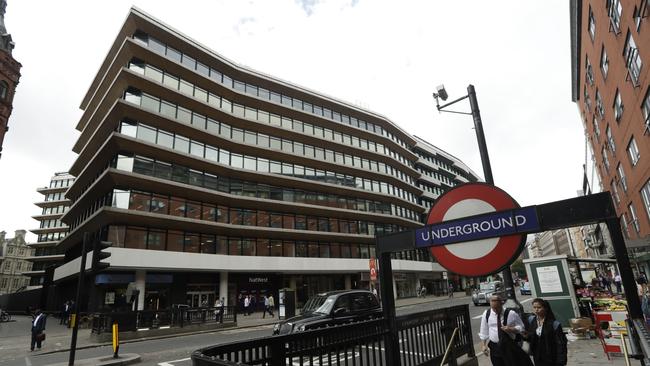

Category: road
[13, 294, 532, 366]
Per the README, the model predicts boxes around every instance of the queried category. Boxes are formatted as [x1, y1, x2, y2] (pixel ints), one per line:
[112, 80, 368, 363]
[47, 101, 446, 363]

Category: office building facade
[0, 230, 32, 294]
[570, 1, 650, 255]
[25, 172, 73, 287]
[54, 8, 479, 311]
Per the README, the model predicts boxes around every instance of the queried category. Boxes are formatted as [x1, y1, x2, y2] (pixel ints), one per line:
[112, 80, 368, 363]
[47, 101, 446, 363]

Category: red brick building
[570, 0, 650, 253]
[0, 0, 21, 160]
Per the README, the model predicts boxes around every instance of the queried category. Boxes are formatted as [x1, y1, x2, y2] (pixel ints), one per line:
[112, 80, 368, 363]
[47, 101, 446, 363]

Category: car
[272, 289, 382, 335]
[520, 281, 531, 295]
[472, 281, 505, 306]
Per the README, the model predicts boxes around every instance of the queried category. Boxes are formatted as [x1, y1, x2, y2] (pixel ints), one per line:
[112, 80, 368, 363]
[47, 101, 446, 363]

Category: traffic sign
[369, 258, 377, 281]
[422, 183, 536, 276]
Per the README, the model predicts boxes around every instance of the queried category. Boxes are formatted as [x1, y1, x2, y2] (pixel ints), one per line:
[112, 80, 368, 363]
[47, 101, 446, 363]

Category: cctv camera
[436, 85, 448, 101]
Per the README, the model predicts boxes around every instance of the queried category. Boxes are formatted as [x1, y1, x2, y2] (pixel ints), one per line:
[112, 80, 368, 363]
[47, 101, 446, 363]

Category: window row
[119, 107, 414, 186]
[120, 154, 418, 220]
[49, 178, 74, 189]
[127, 61, 415, 171]
[42, 205, 69, 215]
[37, 231, 67, 243]
[414, 151, 469, 180]
[111, 188, 406, 235]
[132, 32, 413, 151]
[44, 192, 66, 202]
[117, 118, 419, 205]
[106, 225, 376, 258]
[417, 166, 455, 186]
[39, 219, 66, 229]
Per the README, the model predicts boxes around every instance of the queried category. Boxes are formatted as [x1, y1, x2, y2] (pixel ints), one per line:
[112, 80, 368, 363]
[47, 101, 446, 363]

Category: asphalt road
[14, 293, 532, 366]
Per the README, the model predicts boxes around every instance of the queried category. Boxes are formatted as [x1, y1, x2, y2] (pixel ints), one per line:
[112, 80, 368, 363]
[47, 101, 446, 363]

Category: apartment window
[584, 86, 592, 110]
[589, 7, 596, 40]
[629, 203, 641, 233]
[618, 163, 628, 191]
[642, 180, 650, 222]
[608, 0, 622, 34]
[586, 57, 594, 85]
[627, 137, 640, 166]
[624, 31, 642, 86]
[614, 89, 624, 122]
[641, 88, 650, 134]
[606, 125, 616, 152]
[596, 89, 604, 117]
[621, 213, 631, 239]
[600, 46, 609, 78]
[612, 179, 621, 204]
[602, 147, 610, 170]
[593, 116, 600, 140]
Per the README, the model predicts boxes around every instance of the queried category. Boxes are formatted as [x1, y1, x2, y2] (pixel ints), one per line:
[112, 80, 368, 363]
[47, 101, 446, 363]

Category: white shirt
[615, 275, 621, 282]
[478, 308, 524, 343]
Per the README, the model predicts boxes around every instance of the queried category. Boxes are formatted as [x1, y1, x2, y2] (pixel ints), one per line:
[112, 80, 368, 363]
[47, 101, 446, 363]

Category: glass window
[200, 234, 216, 254]
[618, 164, 628, 191]
[151, 194, 169, 215]
[629, 203, 641, 233]
[186, 200, 201, 219]
[124, 227, 147, 249]
[136, 124, 157, 144]
[157, 130, 174, 149]
[112, 189, 130, 209]
[129, 191, 150, 211]
[160, 101, 176, 119]
[120, 121, 137, 137]
[172, 165, 190, 184]
[244, 156, 256, 171]
[174, 135, 189, 153]
[641, 180, 650, 222]
[154, 161, 172, 180]
[190, 142, 205, 158]
[216, 236, 227, 255]
[163, 74, 179, 89]
[205, 147, 218, 162]
[229, 238, 241, 255]
[184, 233, 200, 253]
[257, 210, 270, 227]
[624, 31, 642, 85]
[231, 153, 243, 168]
[133, 156, 154, 176]
[167, 231, 184, 252]
[177, 107, 192, 124]
[166, 47, 181, 62]
[628, 137, 640, 166]
[141, 94, 159, 112]
[147, 230, 166, 251]
[600, 46, 609, 78]
[643, 89, 650, 129]
[257, 239, 269, 256]
[242, 239, 255, 256]
[181, 54, 196, 69]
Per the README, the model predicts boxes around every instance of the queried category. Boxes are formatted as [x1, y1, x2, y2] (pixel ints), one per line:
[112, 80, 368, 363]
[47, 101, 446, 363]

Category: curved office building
[53, 8, 480, 311]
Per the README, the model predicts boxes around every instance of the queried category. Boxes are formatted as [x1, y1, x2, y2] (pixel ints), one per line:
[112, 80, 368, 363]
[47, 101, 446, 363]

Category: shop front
[395, 272, 416, 298]
[231, 273, 282, 313]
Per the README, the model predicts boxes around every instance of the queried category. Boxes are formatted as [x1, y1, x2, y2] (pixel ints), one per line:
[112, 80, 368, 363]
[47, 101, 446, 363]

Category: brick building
[570, 0, 650, 268]
[0, 0, 21, 159]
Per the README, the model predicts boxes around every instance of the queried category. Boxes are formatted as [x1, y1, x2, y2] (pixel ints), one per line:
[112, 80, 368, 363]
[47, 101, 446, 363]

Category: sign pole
[467, 85, 520, 311]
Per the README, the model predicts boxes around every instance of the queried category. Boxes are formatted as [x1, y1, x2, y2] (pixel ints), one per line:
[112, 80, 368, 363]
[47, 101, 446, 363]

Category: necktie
[497, 311, 502, 329]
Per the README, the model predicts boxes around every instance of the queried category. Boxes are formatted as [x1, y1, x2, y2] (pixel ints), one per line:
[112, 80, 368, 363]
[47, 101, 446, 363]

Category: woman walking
[526, 298, 567, 366]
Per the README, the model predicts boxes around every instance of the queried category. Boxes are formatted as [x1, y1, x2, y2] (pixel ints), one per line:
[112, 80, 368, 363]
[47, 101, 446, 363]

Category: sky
[0, 0, 587, 242]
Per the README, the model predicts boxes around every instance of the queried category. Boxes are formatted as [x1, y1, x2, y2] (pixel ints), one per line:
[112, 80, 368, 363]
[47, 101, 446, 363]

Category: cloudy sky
[0, 0, 587, 241]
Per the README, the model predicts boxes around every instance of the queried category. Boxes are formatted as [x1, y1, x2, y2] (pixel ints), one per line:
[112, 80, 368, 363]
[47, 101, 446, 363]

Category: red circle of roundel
[427, 183, 525, 277]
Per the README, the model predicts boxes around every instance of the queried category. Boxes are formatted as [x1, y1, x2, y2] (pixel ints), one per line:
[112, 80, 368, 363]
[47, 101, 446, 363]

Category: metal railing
[191, 305, 473, 366]
[92, 306, 236, 334]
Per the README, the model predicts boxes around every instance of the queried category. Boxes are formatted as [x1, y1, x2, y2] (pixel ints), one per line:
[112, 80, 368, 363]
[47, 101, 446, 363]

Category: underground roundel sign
[423, 183, 529, 277]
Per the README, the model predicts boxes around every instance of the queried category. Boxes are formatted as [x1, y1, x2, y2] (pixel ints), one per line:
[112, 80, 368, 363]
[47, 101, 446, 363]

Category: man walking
[615, 273, 622, 293]
[30, 309, 46, 351]
[262, 295, 269, 318]
[268, 294, 275, 317]
[478, 295, 530, 366]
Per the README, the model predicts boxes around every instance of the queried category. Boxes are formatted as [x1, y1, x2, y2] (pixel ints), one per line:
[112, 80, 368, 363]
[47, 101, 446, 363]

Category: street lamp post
[433, 84, 522, 311]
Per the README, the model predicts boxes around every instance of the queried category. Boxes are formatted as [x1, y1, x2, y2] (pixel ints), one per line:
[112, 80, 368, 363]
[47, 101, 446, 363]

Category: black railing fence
[192, 305, 474, 366]
[92, 306, 236, 334]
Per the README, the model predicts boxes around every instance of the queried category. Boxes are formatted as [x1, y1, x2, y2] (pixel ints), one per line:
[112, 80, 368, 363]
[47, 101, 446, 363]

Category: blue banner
[416, 206, 539, 247]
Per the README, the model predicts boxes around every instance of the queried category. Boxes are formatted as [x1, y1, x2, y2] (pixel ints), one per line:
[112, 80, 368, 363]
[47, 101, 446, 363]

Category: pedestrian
[478, 294, 532, 366]
[372, 287, 378, 298]
[638, 272, 648, 293]
[614, 273, 622, 293]
[448, 283, 454, 298]
[59, 301, 68, 325]
[249, 295, 255, 315]
[525, 298, 567, 366]
[263, 295, 269, 318]
[420, 285, 427, 298]
[243, 295, 250, 316]
[602, 275, 611, 292]
[30, 309, 46, 351]
[214, 297, 224, 323]
[268, 294, 275, 317]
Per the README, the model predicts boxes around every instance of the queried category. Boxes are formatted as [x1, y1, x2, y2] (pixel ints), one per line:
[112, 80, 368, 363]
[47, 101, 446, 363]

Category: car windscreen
[302, 295, 333, 314]
[479, 283, 495, 291]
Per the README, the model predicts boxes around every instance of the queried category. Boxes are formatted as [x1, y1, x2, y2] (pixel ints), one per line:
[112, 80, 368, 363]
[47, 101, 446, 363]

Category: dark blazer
[527, 315, 567, 366]
[32, 314, 46, 334]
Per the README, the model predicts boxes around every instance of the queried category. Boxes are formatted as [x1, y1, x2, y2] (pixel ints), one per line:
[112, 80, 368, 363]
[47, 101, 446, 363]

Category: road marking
[24, 357, 32, 366]
[158, 357, 190, 366]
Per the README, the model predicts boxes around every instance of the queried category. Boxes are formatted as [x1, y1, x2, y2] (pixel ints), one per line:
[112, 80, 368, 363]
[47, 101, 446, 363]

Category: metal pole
[379, 250, 401, 366]
[467, 84, 521, 311]
[68, 232, 89, 366]
[606, 218, 643, 319]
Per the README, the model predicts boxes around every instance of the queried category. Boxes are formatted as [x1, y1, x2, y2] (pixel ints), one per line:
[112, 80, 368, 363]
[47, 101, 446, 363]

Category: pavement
[0, 292, 638, 365]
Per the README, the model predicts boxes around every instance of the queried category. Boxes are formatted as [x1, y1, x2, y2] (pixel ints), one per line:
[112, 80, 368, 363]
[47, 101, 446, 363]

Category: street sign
[422, 183, 536, 276]
[369, 258, 377, 281]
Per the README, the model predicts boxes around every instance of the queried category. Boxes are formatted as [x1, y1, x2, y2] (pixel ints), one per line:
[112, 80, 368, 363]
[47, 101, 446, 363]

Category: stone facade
[0, 230, 34, 294]
[0, 0, 22, 159]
